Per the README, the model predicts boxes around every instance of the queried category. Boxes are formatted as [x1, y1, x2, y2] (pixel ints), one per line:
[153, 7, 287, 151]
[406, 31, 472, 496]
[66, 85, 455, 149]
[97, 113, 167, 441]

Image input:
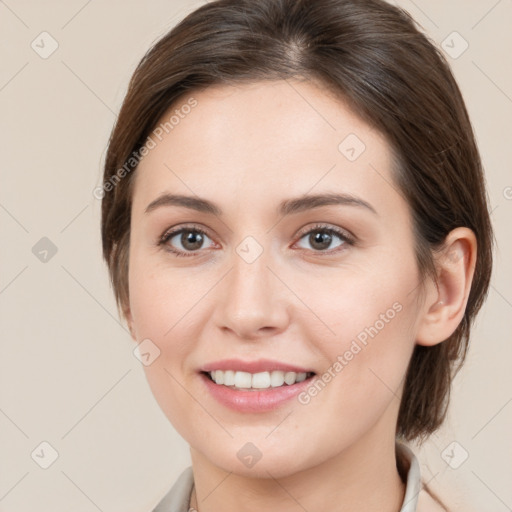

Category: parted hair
[101, 0, 493, 441]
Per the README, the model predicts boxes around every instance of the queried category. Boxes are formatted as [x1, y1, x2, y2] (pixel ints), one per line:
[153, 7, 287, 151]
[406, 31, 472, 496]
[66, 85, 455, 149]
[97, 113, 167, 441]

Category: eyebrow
[144, 192, 377, 216]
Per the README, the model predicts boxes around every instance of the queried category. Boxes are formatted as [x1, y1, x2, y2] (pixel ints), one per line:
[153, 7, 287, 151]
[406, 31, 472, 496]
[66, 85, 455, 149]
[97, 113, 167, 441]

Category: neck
[189, 420, 406, 512]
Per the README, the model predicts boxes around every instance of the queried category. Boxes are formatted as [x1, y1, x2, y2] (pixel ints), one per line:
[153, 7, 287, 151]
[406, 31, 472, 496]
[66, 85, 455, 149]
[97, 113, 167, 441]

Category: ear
[416, 227, 477, 347]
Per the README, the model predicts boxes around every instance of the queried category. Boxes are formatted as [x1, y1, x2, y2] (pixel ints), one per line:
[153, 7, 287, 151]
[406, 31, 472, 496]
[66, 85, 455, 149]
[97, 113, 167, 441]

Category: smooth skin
[125, 80, 476, 512]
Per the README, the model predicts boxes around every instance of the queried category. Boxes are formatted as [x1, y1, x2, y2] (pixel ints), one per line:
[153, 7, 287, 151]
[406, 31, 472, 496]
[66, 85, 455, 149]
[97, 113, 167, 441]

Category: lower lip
[199, 372, 315, 412]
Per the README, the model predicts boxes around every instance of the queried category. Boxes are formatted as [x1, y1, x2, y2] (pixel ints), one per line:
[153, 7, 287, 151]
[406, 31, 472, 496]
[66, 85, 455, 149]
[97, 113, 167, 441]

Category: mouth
[201, 369, 316, 391]
[198, 361, 317, 412]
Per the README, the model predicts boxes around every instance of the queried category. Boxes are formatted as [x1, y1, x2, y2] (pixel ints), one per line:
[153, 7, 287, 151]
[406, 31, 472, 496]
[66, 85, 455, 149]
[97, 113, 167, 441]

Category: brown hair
[100, 0, 493, 441]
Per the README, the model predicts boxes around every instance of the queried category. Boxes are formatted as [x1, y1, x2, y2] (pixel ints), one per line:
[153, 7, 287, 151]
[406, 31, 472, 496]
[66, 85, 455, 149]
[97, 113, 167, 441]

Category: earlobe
[416, 227, 477, 347]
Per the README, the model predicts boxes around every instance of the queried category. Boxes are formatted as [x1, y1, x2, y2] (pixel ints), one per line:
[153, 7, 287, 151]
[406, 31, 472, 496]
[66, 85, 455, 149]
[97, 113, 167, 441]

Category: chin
[190, 434, 328, 480]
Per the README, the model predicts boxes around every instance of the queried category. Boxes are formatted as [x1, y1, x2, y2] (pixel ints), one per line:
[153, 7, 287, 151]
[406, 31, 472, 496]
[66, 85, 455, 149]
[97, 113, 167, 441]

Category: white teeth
[223, 370, 235, 386]
[270, 371, 285, 387]
[234, 371, 252, 388]
[208, 370, 312, 389]
[251, 371, 271, 389]
[284, 371, 297, 385]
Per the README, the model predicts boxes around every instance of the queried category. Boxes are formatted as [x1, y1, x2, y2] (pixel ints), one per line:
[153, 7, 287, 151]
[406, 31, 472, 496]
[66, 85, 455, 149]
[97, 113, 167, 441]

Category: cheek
[128, 263, 201, 438]
[311, 257, 419, 349]
[305, 256, 421, 402]
[127, 256, 189, 379]
[128, 252, 202, 341]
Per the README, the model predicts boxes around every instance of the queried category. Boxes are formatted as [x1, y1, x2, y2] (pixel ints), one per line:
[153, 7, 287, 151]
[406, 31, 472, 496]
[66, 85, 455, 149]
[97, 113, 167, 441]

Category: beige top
[152, 443, 446, 511]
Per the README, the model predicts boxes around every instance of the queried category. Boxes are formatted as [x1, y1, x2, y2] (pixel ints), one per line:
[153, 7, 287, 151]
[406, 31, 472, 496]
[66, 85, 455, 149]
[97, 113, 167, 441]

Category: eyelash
[158, 223, 355, 258]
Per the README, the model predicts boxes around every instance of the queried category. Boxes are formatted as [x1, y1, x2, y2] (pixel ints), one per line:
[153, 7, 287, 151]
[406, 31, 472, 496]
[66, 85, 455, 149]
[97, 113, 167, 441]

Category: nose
[212, 246, 292, 341]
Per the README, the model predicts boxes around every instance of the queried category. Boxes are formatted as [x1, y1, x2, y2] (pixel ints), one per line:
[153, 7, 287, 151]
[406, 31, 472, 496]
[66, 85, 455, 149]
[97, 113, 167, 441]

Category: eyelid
[159, 222, 213, 245]
[293, 222, 356, 245]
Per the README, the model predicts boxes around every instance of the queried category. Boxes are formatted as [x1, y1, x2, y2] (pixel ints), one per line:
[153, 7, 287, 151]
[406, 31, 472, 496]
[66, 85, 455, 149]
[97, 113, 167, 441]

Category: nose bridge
[234, 236, 273, 297]
[213, 235, 290, 338]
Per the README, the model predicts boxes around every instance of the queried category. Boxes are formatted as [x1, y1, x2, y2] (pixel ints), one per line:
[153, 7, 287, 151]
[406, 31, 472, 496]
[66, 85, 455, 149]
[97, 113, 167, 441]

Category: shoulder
[151, 466, 194, 512]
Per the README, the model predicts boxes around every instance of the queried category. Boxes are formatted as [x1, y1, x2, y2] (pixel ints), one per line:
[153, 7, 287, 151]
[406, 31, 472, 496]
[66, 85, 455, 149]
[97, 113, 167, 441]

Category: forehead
[132, 80, 398, 215]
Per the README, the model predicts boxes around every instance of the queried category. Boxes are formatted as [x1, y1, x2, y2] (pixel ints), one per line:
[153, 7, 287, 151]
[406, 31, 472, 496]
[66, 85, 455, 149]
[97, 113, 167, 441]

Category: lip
[200, 373, 315, 412]
[200, 358, 314, 374]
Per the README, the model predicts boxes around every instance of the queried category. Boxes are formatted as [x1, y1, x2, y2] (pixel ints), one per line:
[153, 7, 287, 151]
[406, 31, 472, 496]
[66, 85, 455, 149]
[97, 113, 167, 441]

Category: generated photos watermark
[298, 301, 403, 405]
[93, 96, 198, 200]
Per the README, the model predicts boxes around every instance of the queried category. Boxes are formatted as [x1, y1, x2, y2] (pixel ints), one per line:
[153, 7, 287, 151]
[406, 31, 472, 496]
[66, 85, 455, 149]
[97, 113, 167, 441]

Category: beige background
[1, 0, 511, 510]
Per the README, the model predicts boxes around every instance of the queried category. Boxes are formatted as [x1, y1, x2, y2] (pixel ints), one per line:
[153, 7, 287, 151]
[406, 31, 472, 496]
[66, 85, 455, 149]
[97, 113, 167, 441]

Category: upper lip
[200, 358, 315, 374]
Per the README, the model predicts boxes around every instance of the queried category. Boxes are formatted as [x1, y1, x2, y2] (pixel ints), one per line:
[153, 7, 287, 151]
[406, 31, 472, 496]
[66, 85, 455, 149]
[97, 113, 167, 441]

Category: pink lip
[200, 358, 314, 374]
[199, 373, 315, 412]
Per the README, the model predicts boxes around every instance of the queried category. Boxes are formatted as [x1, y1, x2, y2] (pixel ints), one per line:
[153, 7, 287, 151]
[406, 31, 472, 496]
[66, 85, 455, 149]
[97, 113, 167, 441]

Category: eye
[159, 225, 216, 257]
[294, 224, 354, 254]
[158, 223, 354, 258]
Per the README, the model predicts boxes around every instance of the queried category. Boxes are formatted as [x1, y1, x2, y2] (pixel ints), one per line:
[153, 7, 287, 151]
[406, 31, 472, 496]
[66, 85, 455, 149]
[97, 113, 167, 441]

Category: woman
[100, 0, 493, 510]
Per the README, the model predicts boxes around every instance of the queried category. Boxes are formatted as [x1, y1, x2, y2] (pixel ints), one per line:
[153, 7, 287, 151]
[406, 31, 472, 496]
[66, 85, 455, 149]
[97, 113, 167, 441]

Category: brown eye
[295, 225, 353, 254]
[160, 227, 215, 257]
[178, 230, 206, 251]
[308, 230, 336, 251]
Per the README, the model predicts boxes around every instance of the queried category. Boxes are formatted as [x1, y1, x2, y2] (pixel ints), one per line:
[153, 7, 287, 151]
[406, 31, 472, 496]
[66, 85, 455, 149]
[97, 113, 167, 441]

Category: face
[127, 80, 426, 478]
